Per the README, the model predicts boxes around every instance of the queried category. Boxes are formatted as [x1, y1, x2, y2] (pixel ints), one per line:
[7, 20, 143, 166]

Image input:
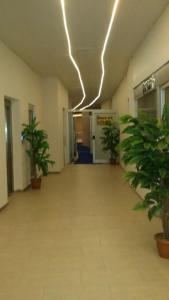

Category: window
[137, 90, 157, 121]
[160, 83, 169, 117]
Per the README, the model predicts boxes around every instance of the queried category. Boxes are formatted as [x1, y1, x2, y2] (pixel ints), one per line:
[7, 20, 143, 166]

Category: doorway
[28, 105, 35, 179]
[63, 108, 67, 167]
[71, 110, 117, 164]
[5, 99, 13, 194]
[74, 112, 93, 164]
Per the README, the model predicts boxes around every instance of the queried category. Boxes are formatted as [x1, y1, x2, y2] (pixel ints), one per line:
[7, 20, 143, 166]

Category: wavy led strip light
[80, 0, 120, 111]
[60, 0, 86, 111]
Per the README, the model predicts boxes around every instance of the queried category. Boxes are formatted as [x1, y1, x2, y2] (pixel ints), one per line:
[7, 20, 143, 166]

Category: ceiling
[0, 0, 168, 107]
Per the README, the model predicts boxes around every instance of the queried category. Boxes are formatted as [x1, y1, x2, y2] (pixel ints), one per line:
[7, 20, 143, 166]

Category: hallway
[0, 165, 168, 299]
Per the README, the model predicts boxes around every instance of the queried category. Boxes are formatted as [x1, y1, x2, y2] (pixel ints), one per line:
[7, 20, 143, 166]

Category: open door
[68, 112, 75, 162]
[5, 99, 13, 194]
[28, 106, 35, 179]
[73, 111, 93, 164]
[92, 111, 117, 163]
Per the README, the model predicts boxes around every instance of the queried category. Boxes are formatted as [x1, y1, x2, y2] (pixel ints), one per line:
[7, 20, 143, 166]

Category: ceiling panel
[0, 0, 168, 107]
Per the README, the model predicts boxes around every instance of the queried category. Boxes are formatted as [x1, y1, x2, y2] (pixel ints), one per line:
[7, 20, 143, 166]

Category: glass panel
[137, 90, 157, 121]
[29, 109, 34, 124]
[94, 113, 114, 162]
[165, 86, 169, 105]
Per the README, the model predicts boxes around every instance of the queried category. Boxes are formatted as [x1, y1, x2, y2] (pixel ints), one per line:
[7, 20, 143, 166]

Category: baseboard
[0, 202, 9, 212]
[49, 171, 61, 174]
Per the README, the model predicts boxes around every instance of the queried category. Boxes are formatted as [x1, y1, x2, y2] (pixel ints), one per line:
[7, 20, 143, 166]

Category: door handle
[92, 135, 95, 140]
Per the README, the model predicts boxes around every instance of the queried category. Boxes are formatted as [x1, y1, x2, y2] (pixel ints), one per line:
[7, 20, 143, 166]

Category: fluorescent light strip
[80, 0, 120, 111]
[60, 0, 86, 111]
[73, 113, 82, 118]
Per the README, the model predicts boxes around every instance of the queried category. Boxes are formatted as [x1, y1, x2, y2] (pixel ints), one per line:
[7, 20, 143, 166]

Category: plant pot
[154, 233, 169, 259]
[31, 178, 42, 189]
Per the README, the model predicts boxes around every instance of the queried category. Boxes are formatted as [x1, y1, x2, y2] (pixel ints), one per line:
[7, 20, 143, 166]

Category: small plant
[22, 117, 55, 186]
[120, 105, 169, 241]
[101, 121, 120, 163]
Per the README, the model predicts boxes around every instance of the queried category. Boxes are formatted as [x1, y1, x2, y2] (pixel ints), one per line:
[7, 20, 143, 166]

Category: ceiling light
[73, 113, 83, 118]
[60, 0, 86, 111]
[80, 0, 120, 111]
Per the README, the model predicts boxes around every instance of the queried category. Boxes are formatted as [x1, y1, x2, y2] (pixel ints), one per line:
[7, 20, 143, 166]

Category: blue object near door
[75, 143, 93, 164]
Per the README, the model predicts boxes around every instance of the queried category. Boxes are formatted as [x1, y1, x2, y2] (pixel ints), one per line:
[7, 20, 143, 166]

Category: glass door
[164, 86, 169, 104]
[136, 89, 158, 121]
[161, 83, 169, 114]
[92, 111, 117, 163]
[28, 107, 34, 178]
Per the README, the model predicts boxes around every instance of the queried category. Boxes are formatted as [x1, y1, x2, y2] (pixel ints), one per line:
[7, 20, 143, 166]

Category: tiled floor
[0, 165, 168, 299]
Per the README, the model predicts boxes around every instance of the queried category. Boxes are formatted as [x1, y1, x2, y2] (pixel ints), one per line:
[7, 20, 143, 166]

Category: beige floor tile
[13, 289, 43, 300]
[0, 165, 168, 299]
[80, 285, 113, 300]
[0, 293, 16, 300]
[43, 286, 81, 300]
[111, 287, 169, 300]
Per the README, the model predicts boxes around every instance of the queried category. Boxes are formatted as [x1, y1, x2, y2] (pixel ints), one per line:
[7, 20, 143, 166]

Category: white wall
[113, 4, 169, 116]
[0, 41, 43, 208]
[0, 41, 69, 209]
[57, 79, 69, 170]
[42, 78, 69, 173]
[112, 4, 169, 198]
[101, 99, 112, 110]
[111, 77, 129, 116]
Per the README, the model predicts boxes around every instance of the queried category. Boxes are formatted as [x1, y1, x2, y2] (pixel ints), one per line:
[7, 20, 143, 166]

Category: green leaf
[119, 104, 169, 221]
[162, 104, 169, 128]
[22, 117, 55, 177]
[133, 202, 147, 211]
[124, 171, 137, 181]
[144, 143, 151, 150]
[159, 169, 167, 178]
[148, 205, 161, 221]
[120, 115, 138, 125]
[101, 121, 120, 160]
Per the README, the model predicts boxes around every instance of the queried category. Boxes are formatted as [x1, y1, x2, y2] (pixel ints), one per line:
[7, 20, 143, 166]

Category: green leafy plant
[101, 121, 120, 163]
[120, 105, 169, 240]
[22, 117, 55, 179]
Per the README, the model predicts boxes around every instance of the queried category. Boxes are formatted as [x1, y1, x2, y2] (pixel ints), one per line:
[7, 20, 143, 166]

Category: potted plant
[22, 117, 55, 189]
[119, 105, 169, 258]
[101, 121, 120, 164]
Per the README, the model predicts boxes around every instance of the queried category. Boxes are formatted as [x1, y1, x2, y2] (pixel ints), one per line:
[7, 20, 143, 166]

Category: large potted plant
[22, 117, 55, 189]
[101, 121, 120, 164]
[119, 105, 169, 258]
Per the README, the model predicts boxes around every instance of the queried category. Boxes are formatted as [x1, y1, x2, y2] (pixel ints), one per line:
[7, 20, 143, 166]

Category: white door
[92, 111, 117, 163]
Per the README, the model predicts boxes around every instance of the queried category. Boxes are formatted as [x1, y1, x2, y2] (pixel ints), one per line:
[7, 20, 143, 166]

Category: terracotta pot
[31, 178, 42, 189]
[154, 233, 169, 259]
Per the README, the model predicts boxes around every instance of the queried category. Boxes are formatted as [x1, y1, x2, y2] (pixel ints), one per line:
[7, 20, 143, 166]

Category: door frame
[4, 98, 14, 194]
[68, 109, 117, 164]
[28, 104, 35, 179]
[160, 81, 169, 118]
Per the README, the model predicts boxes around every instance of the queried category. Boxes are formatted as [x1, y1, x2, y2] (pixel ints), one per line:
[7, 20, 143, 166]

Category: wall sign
[97, 116, 113, 126]
[143, 76, 156, 94]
